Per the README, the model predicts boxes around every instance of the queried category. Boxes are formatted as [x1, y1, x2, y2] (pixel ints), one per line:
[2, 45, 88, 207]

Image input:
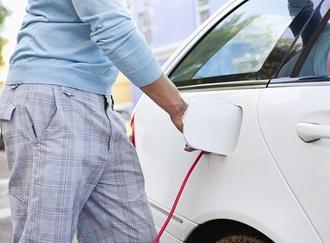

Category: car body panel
[132, 0, 330, 241]
[149, 199, 198, 241]
[134, 87, 321, 242]
[258, 83, 330, 242]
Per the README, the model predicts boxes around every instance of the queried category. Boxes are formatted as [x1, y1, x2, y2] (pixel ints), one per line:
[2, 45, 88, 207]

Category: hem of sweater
[6, 64, 118, 95]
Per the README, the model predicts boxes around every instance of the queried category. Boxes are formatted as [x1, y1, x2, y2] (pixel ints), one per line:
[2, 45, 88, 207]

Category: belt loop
[105, 95, 114, 111]
[9, 84, 20, 90]
[110, 95, 115, 111]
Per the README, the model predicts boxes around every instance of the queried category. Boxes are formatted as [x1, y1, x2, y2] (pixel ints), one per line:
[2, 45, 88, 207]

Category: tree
[0, 2, 10, 67]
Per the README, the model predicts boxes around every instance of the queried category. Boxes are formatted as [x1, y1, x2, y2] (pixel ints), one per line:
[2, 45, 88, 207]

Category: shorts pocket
[8, 189, 29, 226]
[21, 85, 58, 141]
[0, 99, 16, 121]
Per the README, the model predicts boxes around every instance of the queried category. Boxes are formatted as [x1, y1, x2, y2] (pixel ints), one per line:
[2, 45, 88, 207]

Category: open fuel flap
[183, 97, 242, 155]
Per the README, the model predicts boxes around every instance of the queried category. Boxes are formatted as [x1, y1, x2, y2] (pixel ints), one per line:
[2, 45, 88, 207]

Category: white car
[131, 0, 330, 242]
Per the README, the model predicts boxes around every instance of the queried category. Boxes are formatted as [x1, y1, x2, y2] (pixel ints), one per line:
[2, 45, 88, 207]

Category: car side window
[298, 7, 330, 76]
[328, 52, 330, 73]
[278, 0, 330, 78]
[170, 0, 316, 87]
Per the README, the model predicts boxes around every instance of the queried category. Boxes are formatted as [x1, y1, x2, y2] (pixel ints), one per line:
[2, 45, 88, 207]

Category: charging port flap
[183, 97, 242, 155]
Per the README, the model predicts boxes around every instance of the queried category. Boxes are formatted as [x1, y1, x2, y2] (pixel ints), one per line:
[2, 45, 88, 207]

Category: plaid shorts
[0, 84, 156, 243]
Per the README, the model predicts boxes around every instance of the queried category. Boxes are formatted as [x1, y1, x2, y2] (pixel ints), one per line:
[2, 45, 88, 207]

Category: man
[0, 0, 187, 242]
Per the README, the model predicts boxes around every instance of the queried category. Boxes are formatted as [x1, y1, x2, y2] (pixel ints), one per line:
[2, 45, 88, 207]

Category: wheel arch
[185, 219, 274, 243]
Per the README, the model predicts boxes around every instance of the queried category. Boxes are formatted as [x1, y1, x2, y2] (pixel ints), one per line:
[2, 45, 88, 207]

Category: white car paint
[132, 0, 330, 242]
[134, 88, 322, 242]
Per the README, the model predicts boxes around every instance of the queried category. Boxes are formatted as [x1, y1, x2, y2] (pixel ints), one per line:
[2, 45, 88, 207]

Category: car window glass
[277, 0, 329, 77]
[298, 3, 330, 76]
[170, 0, 320, 86]
[193, 15, 288, 77]
[328, 52, 330, 73]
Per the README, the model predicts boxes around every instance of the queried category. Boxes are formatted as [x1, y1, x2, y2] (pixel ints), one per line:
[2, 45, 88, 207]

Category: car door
[133, 0, 325, 242]
[258, 1, 330, 242]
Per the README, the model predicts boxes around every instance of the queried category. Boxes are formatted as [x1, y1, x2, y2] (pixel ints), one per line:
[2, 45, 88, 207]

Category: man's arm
[140, 73, 188, 133]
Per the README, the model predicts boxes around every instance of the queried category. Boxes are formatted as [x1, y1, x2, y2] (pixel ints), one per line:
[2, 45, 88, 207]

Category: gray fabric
[0, 84, 156, 243]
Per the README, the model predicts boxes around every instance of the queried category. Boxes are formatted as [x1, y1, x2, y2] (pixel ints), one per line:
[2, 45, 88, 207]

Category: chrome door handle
[296, 122, 330, 142]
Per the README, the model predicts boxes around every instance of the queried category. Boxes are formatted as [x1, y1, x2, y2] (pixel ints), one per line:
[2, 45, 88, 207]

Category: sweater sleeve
[71, 0, 162, 87]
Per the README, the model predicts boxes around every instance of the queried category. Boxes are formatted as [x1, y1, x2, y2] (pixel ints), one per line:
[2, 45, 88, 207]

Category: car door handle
[296, 122, 330, 142]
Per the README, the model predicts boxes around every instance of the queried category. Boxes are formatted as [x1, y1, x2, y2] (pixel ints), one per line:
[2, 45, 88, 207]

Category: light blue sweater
[6, 0, 162, 95]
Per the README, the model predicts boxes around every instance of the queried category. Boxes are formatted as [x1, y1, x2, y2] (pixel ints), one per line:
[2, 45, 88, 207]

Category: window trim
[291, 8, 330, 77]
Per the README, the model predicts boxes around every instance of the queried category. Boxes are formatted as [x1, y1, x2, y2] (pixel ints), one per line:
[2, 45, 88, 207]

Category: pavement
[0, 152, 9, 179]
[0, 151, 78, 243]
[0, 151, 11, 243]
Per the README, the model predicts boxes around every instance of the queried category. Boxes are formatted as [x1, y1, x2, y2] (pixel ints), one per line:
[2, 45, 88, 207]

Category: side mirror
[183, 97, 242, 155]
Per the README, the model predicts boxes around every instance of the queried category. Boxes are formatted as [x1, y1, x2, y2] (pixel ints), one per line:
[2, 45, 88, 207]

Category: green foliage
[0, 4, 10, 25]
[0, 2, 10, 67]
[170, 13, 258, 82]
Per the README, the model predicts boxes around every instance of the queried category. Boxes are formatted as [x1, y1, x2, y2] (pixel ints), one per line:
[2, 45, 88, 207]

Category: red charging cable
[154, 151, 205, 243]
